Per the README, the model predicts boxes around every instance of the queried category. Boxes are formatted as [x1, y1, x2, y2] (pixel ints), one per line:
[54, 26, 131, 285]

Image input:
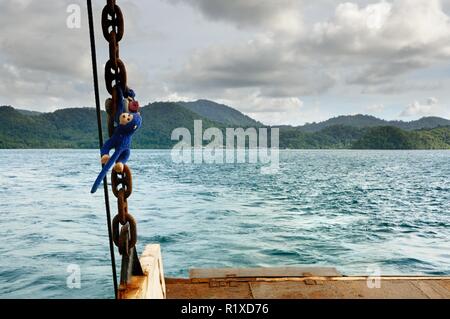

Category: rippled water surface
[0, 150, 449, 298]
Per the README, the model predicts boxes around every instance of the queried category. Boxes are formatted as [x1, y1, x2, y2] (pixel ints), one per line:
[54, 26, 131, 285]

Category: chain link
[102, 0, 126, 95]
[111, 165, 133, 197]
[102, 0, 137, 258]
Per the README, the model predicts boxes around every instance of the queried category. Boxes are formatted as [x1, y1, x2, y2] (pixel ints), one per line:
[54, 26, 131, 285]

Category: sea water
[0, 150, 449, 298]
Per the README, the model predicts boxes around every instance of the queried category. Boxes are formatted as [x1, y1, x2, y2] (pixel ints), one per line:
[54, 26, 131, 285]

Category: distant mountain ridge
[177, 100, 263, 127]
[1, 101, 449, 149]
[8, 100, 449, 131]
[352, 126, 450, 150]
[295, 114, 450, 132]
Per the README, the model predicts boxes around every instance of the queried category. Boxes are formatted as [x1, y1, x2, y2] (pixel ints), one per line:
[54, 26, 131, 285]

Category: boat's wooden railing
[119, 244, 166, 299]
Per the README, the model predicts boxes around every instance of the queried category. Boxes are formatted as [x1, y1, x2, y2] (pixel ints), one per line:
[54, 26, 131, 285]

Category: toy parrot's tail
[90, 151, 122, 194]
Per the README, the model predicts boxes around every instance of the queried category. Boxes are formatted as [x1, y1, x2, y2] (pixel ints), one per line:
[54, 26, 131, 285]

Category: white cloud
[360, 81, 443, 95]
[169, 34, 336, 99]
[236, 96, 317, 126]
[311, 0, 450, 54]
[0, 0, 152, 110]
[168, 0, 450, 105]
[229, 94, 304, 114]
[0, 1, 92, 108]
[366, 104, 385, 112]
[306, 0, 450, 87]
[400, 97, 441, 117]
[426, 97, 439, 105]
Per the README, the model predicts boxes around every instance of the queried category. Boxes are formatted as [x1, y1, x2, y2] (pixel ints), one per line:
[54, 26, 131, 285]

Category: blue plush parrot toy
[91, 87, 142, 194]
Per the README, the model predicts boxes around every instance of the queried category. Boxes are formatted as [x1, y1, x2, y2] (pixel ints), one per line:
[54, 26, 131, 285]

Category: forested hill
[1, 102, 449, 149]
[177, 100, 262, 127]
[277, 125, 450, 149]
[0, 103, 224, 149]
[296, 114, 450, 132]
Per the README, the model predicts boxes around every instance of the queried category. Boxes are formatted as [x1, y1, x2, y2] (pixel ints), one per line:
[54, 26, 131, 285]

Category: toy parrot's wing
[90, 150, 122, 194]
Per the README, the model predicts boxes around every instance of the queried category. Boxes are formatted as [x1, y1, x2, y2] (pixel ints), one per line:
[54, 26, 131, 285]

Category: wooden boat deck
[165, 273, 450, 299]
[121, 245, 450, 299]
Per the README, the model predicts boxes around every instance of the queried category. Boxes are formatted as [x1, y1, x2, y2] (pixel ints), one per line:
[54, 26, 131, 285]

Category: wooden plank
[165, 275, 450, 299]
[166, 282, 253, 299]
[119, 244, 166, 299]
[140, 244, 166, 299]
[411, 281, 449, 299]
[189, 267, 341, 279]
[252, 276, 450, 282]
[437, 280, 450, 291]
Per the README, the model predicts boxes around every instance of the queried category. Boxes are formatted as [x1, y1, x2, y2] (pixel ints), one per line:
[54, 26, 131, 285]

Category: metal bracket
[120, 247, 144, 288]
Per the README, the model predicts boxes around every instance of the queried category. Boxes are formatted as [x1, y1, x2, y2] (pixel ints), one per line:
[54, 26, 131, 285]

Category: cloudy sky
[1, 0, 450, 125]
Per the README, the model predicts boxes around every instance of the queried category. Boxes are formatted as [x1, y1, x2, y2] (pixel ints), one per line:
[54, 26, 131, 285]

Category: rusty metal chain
[102, 0, 138, 263]
[102, 0, 127, 137]
[112, 167, 137, 256]
[102, 0, 127, 96]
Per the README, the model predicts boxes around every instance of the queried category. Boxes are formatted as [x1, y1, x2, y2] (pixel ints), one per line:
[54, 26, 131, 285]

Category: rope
[87, 0, 118, 299]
